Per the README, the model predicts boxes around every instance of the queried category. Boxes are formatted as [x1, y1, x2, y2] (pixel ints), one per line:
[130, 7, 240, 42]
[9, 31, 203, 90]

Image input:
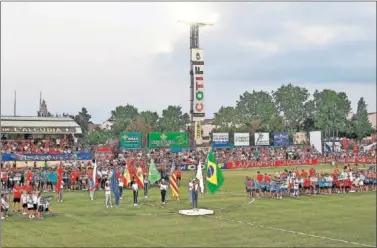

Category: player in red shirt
[309, 167, 316, 176]
[23, 181, 33, 193]
[70, 170, 77, 190]
[12, 182, 22, 212]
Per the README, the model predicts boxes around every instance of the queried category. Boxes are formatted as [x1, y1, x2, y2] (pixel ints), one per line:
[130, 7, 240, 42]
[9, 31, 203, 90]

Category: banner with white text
[191, 48, 205, 121]
[212, 133, 230, 148]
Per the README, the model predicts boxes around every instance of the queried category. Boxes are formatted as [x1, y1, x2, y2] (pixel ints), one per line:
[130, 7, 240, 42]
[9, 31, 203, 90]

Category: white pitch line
[206, 215, 376, 248]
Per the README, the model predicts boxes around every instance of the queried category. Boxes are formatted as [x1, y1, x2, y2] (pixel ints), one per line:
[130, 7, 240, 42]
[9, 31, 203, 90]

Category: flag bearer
[192, 179, 199, 210]
[104, 181, 113, 208]
[118, 179, 124, 200]
[159, 179, 168, 205]
[132, 180, 138, 206]
[143, 175, 149, 198]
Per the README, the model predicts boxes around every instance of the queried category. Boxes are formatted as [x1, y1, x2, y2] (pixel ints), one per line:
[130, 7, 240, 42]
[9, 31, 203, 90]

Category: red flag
[354, 144, 359, 154]
[135, 167, 144, 188]
[343, 139, 348, 151]
[26, 170, 33, 183]
[372, 134, 376, 143]
[56, 162, 63, 196]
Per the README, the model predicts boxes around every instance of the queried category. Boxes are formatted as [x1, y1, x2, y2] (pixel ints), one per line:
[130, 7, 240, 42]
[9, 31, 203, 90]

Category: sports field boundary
[142, 195, 376, 248]
[206, 215, 376, 248]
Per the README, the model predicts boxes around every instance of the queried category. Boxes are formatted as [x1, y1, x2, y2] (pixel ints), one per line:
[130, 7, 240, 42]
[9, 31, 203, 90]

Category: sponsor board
[212, 133, 230, 148]
[1, 127, 77, 134]
[254, 132, 269, 146]
[294, 132, 308, 144]
[273, 132, 289, 146]
[120, 132, 142, 149]
[309, 131, 322, 154]
[2, 153, 92, 161]
[234, 133, 250, 146]
[176, 157, 375, 171]
[12, 160, 91, 168]
[191, 48, 205, 121]
[148, 132, 188, 148]
[194, 121, 203, 145]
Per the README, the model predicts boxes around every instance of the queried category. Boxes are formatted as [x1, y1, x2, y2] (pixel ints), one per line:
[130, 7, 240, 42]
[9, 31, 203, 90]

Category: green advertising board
[148, 132, 188, 148]
[120, 132, 142, 149]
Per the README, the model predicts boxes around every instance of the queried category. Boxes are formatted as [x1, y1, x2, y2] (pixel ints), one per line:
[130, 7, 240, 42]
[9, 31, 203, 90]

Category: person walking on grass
[104, 181, 113, 208]
[159, 179, 168, 205]
[132, 180, 138, 206]
[143, 175, 149, 198]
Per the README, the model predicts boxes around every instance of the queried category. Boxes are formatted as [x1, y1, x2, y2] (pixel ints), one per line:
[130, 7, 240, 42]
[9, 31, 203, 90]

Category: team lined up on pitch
[245, 165, 376, 199]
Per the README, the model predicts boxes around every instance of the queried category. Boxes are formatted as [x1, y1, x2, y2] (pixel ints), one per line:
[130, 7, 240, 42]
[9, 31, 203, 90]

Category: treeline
[72, 83, 375, 146]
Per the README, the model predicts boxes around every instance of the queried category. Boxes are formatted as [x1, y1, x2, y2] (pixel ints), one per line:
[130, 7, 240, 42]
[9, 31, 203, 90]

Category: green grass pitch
[2, 165, 376, 247]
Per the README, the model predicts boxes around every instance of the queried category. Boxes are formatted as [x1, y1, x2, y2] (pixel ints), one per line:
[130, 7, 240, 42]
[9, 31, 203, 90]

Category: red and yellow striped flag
[169, 172, 179, 200]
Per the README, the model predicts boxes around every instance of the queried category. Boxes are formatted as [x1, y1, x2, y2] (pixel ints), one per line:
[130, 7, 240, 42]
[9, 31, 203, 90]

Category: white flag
[196, 161, 204, 194]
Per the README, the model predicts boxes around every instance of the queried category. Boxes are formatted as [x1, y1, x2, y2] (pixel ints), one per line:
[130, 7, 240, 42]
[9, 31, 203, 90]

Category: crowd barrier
[178, 157, 375, 171]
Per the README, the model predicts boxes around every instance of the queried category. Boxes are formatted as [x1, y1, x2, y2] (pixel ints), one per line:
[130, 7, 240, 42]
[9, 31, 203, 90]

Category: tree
[74, 107, 92, 134]
[110, 104, 139, 136]
[264, 115, 285, 132]
[158, 105, 187, 132]
[139, 111, 160, 131]
[213, 106, 239, 132]
[87, 130, 112, 146]
[127, 116, 152, 147]
[353, 97, 374, 140]
[312, 89, 351, 138]
[236, 90, 277, 128]
[272, 83, 310, 132]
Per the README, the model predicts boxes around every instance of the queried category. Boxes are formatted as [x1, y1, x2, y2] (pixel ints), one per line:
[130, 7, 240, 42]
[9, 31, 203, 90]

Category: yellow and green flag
[205, 149, 224, 194]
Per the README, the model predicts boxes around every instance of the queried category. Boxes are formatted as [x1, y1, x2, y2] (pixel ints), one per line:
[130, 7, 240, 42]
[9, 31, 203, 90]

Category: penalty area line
[206, 216, 376, 248]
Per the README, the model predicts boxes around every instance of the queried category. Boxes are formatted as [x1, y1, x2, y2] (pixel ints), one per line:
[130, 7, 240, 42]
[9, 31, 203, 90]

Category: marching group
[245, 164, 377, 199]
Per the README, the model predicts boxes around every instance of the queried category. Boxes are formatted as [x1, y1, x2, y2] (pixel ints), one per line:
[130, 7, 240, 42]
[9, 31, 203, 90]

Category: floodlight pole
[179, 21, 212, 149]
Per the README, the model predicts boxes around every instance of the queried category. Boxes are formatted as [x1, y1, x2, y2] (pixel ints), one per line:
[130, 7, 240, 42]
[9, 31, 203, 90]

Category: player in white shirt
[159, 179, 168, 205]
[310, 175, 318, 195]
[118, 180, 124, 200]
[104, 181, 113, 208]
[36, 192, 44, 219]
[21, 191, 28, 215]
[132, 181, 138, 206]
[293, 178, 300, 197]
[26, 192, 35, 219]
[0, 193, 9, 220]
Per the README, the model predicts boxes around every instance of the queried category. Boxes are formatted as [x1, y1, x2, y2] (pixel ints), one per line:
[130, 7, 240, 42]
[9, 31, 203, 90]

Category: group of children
[245, 165, 377, 199]
[1, 184, 56, 221]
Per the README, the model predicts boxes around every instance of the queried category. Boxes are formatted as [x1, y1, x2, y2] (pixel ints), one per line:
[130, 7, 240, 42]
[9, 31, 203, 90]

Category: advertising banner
[273, 132, 289, 146]
[225, 159, 319, 169]
[194, 121, 203, 145]
[178, 163, 227, 171]
[212, 133, 230, 148]
[1, 127, 77, 134]
[294, 132, 308, 144]
[191, 48, 205, 121]
[309, 131, 322, 154]
[120, 132, 142, 149]
[148, 132, 188, 148]
[2, 153, 92, 161]
[234, 133, 250, 146]
[254, 132, 269, 146]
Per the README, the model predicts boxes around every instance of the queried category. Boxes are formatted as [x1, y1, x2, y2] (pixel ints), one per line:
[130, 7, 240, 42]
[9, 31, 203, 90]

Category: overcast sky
[1, 2, 376, 123]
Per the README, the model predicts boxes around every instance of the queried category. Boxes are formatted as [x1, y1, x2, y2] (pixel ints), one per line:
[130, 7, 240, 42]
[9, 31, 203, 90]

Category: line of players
[245, 166, 377, 199]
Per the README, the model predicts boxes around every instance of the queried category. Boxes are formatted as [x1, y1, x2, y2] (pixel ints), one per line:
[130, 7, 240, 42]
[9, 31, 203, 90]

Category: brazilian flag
[205, 150, 224, 194]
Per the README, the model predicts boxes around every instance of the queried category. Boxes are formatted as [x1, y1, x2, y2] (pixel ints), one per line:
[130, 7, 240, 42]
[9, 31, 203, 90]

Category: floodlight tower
[178, 21, 213, 148]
